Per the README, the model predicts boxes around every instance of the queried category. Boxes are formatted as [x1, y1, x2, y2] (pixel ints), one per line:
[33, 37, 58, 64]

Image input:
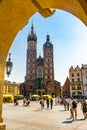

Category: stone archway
[0, 0, 87, 129]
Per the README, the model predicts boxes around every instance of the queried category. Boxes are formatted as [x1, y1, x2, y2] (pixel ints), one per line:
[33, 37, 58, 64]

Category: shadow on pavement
[62, 120, 73, 123]
[76, 118, 85, 121]
[63, 118, 85, 124]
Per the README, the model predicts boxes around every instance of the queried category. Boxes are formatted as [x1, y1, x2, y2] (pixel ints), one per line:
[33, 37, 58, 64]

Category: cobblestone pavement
[2, 100, 87, 130]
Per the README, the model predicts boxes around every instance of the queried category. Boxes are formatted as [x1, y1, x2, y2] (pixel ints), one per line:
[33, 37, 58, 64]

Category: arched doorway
[0, 1, 87, 129]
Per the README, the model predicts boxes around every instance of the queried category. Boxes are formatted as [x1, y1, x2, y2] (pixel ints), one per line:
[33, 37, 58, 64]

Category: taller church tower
[25, 23, 37, 96]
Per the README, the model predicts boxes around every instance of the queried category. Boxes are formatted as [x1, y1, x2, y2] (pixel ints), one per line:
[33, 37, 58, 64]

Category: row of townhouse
[69, 64, 87, 98]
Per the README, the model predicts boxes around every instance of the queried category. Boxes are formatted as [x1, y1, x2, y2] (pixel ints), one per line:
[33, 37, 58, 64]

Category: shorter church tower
[43, 34, 54, 94]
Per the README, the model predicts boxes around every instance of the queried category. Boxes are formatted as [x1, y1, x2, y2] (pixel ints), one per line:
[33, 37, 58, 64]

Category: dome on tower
[43, 34, 53, 48]
[27, 23, 37, 42]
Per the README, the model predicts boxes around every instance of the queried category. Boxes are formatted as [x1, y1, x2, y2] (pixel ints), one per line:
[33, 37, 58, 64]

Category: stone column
[0, 64, 6, 130]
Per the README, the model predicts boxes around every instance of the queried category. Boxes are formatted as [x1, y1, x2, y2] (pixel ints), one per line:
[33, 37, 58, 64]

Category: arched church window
[47, 51, 50, 56]
[37, 68, 43, 78]
[46, 58, 50, 62]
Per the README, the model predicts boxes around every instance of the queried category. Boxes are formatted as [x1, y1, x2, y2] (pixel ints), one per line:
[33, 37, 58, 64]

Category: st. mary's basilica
[20, 23, 61, 97]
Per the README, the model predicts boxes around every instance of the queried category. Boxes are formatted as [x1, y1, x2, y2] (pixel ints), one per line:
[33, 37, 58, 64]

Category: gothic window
[77, 78, 80, 82]
[47, 51, 50, 56]
[37, 68, 43, 78]
[46, 58, 50, 62]
[72, 73, 74, 77]
[77, 73, 80, 76]
[47, 58, 50, 62]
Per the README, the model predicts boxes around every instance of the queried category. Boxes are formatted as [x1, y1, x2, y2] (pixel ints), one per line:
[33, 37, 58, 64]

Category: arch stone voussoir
[34, 0, 87, 26]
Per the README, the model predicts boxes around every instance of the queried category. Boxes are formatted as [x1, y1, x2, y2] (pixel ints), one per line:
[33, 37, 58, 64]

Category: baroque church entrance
[0, 0, 87, 130]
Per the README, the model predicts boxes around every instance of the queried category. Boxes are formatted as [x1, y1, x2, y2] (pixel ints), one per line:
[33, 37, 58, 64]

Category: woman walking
[81, 99, 87, 119]
[50, 98, 53, 109]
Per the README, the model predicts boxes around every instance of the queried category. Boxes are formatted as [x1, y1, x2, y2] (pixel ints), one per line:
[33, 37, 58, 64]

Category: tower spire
[31, 19, 34, 34]
[27, 20, 37, 42]
[46, 33, 50, 42]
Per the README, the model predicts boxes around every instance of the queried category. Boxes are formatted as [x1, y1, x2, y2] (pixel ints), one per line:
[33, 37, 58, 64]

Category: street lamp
[6, 53, 13, 77]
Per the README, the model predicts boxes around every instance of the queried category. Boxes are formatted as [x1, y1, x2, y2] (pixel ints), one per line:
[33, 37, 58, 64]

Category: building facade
[69, 65, 83, 98]
[20, 24, 61, 97]
[81, 64, 87, 97]
[4, 80, 19, 96]
[54, 80, 61, 97]
[62, 77, 70, 98]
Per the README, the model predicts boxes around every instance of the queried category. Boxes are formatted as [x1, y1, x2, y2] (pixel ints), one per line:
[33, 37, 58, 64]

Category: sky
[5, 9, 87, 86]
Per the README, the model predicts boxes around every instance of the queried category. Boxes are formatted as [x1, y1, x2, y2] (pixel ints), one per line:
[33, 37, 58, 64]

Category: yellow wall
[3, 81, 19, 96]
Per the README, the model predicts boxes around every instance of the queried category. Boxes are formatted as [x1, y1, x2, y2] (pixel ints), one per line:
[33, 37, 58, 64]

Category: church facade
[20, 24, 61, 97]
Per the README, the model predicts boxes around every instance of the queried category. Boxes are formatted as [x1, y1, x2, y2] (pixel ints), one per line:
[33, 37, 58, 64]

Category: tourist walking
[46, 98, 49, 109]
[81, 99, 87, 119]
[40, 98, 45, 110]
[62, 98, 67, 111]
[23, 97, 30, 106]
[50, 98, 53, 109]
[66, 99, 70, 111]
[69, 98, 73, 118]
[23, 97, 26, 106]
[71, 99, 77, 121]
[14, 99, 18, 106]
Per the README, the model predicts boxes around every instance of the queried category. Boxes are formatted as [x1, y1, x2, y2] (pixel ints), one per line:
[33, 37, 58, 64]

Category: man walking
[71, 99, 77, 121]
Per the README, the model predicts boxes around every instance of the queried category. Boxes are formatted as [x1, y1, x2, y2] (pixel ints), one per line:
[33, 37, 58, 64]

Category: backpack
[72, 100, 77, 108]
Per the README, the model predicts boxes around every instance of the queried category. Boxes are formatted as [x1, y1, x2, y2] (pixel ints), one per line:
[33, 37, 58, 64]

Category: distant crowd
[55, 96, 87, 121]
[14, 96, 87, 121]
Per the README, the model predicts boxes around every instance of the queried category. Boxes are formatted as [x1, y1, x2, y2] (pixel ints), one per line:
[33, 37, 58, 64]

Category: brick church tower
[25, 23, 37, 96]
[43, 34, 54, 94]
